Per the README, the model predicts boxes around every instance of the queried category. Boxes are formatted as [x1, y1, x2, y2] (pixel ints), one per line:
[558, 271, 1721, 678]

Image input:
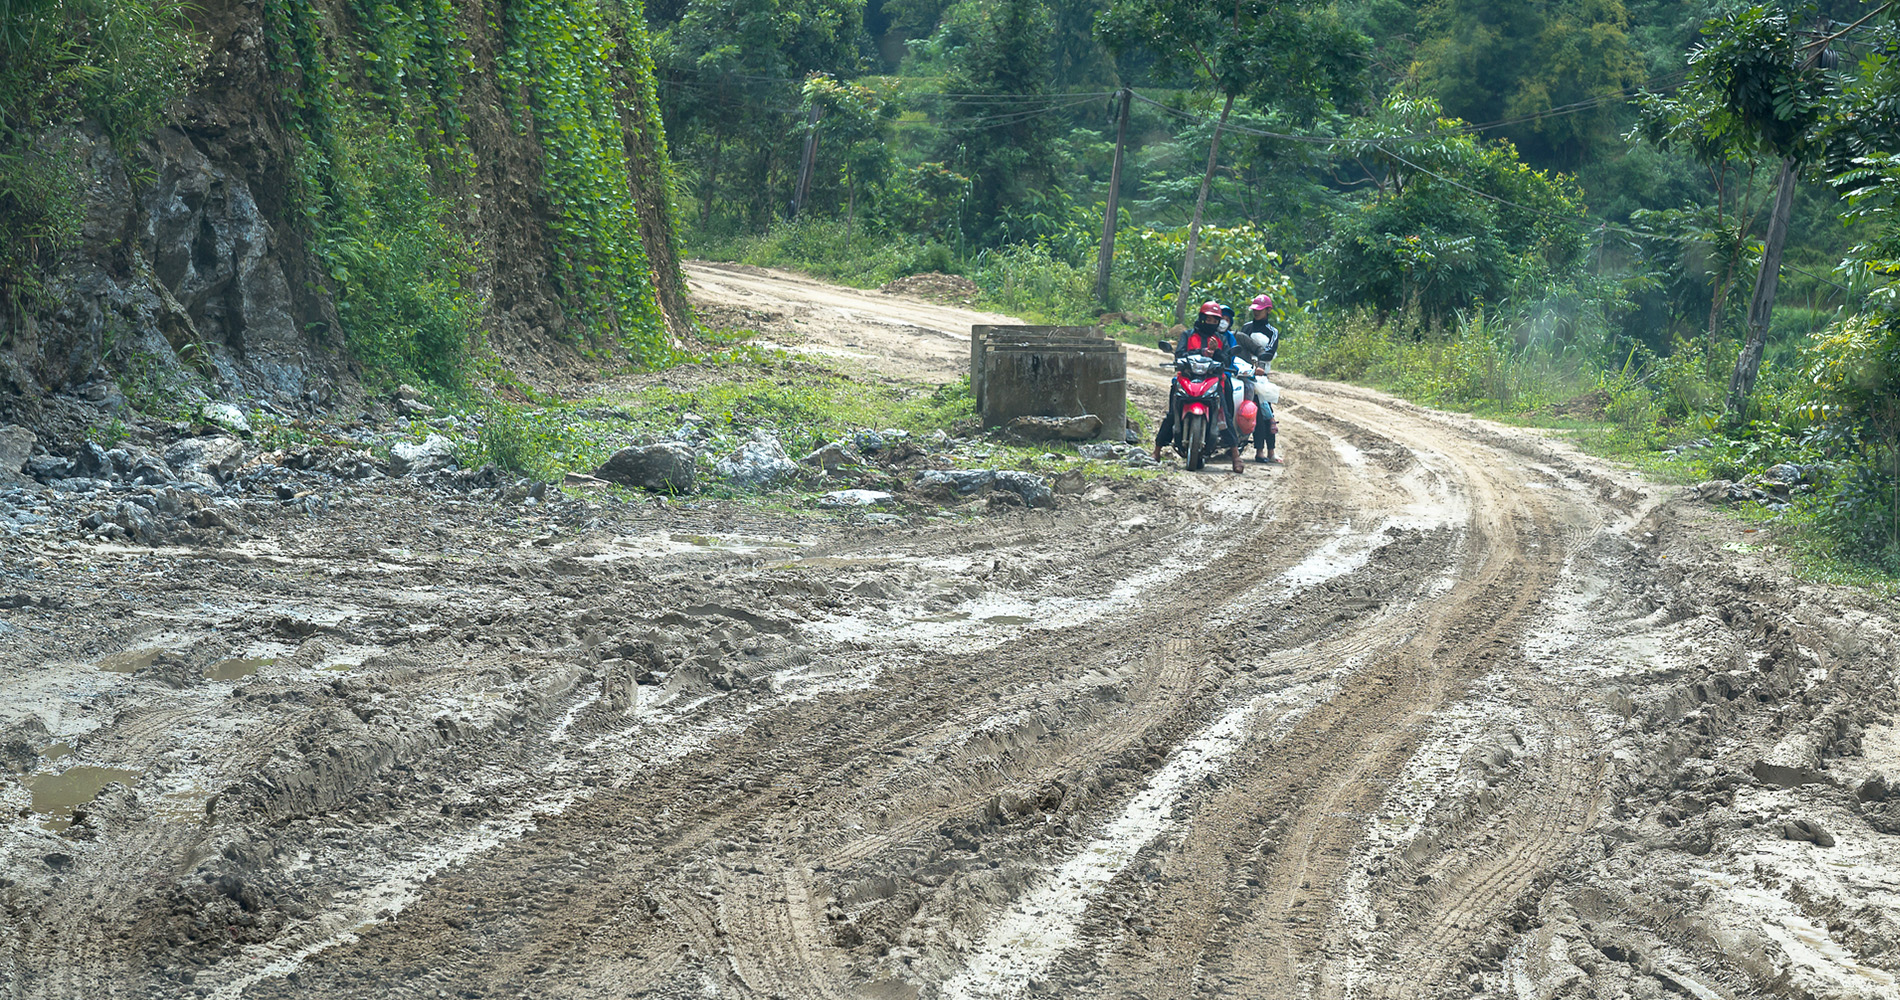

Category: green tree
[1311, 94, 1592, 326]
[1636, 4, 1842, 424]
[659, 0, 866, 229]
[1097, 0, 1368, 322]
[934, 0, 1060, 245]
[1415, 0, 1646, 169]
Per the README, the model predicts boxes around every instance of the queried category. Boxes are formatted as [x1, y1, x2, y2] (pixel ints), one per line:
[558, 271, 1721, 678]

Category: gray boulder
[993, 470, 1054, 508]
[0, 425, 32, 484]
[916, 469, 1053, 508]
[596, 442, 698, 494]
[800, 441, 863, 474]
[917, 469, 996, 496]
[1006, 414, 1103, 441]
[853, 428, 911, 453]
[664, 412, 711, 443]
[1781, 816, 1836, 848]
[818, 489, 894, 509]
[105, 446, 175, 484]
[715, 432, 798, 489]
[199, 402, 251, 436]
[25, 454, 74, 481]
[164, 436, 247, 482]
[389, 434, 458, 477]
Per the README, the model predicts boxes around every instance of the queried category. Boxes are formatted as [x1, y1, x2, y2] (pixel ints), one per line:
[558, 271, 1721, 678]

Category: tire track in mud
[202, 442, 1358, 999]
[1057, 387, 1602, 1000]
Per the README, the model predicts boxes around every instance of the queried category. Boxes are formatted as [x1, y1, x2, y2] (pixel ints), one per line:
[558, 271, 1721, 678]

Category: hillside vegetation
[658, 0, 1900, 578]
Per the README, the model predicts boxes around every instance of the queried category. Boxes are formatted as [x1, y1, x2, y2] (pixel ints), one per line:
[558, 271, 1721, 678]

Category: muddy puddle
[206, 657, 275, 681]
[95, 648, 165, 673]
[25, 765, 141, 831]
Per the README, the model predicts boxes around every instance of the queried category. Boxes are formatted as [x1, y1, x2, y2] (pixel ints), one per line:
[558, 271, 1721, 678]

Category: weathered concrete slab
[971, 325, 1126, 441]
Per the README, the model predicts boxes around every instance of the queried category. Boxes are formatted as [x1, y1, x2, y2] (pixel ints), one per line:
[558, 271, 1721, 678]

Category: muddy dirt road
[4, 265, 1898, 999]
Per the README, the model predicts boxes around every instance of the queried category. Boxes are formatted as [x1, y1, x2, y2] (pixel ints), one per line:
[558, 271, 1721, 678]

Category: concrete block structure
[971, 325, 1128, 441]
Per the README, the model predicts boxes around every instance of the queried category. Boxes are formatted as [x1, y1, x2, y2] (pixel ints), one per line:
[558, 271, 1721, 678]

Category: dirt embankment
[2, 268, 1897, 1000]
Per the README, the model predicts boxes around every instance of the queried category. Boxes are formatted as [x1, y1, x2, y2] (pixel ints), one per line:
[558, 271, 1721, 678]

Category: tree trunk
[1172, 92, 1235, 327]
[1725, 157, 1798, 425]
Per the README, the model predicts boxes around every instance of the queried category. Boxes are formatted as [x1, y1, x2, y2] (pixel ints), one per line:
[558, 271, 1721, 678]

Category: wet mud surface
[4, 270, 1899, 999]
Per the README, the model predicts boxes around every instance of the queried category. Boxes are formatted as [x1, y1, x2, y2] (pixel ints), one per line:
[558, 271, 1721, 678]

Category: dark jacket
[1239, 318, 1283, 365]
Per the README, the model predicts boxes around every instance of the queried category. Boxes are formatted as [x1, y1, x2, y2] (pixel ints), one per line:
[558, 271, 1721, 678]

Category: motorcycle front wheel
[1184, 413, 1206, 471]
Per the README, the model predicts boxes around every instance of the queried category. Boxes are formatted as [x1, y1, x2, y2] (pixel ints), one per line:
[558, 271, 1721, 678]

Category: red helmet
[1198, 301, 1223, 319]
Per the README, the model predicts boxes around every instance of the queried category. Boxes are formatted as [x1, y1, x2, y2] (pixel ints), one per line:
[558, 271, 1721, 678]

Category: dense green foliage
[3, 0, 676, 383]
[0, 0, 201, 308]
[654, 0, 1900, 579]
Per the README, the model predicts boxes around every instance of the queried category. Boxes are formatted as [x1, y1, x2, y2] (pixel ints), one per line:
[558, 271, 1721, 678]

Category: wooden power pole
[1172, 92, 1235, 326]
[790, 106, 821, 219]
[1095, 88, 1132, 306]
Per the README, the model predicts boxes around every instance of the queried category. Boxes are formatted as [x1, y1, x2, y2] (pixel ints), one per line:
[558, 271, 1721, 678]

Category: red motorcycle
[1162, 353, 1229, 471]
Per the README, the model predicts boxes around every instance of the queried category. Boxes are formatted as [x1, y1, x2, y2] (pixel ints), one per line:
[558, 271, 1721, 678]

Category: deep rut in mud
[5, 268, 1899, 1000]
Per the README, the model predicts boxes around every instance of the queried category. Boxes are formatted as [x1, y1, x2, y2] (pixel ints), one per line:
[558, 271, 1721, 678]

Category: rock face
[596, 443, 698, 494]
[0, 6, 689, 419]
[715, 433, 797, 489]
[1006, 414, 1103, 441]
[389, 435, 458, 477]
[0, 425, 33, 484]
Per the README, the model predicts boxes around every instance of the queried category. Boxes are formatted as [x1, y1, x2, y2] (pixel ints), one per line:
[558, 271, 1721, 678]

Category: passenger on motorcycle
[1235, 293, 1285, 465]
[1153, 301, 1244, 474]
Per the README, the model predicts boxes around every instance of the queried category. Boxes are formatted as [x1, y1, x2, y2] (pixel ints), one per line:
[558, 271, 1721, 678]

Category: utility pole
[1173, 92, 1235, 326]
[790, 105, 821, 220]
[1095, 88, 1132, 306]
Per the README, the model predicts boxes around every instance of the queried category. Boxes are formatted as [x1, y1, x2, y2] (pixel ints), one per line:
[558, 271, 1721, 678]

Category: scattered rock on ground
[800, 441, 862, 474]
[389, 434, 458, 477]
[1780, 816, 1836, 848]
[818, 489, 894, 509]
[199, 402, 251, 436]
[26, 454, 74, 481]
[1694, 479, 1769, 504]
[716, 432, 798, 489]
[915, 468, 1051, 507]
[596, 442, 698, 494]
[164, 437, 247, 483]
[1858, 773, 1892, 802]
[917, 469, 996, 496]
[665, 412, 710, 443]
[1007, 414, 1103, 441]
[1079, 442, 1158, 468]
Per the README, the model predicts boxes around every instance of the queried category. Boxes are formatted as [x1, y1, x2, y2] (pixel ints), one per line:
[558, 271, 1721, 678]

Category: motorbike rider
[1235, 293, 1285, 465]
[1153, 301, 1244, 474]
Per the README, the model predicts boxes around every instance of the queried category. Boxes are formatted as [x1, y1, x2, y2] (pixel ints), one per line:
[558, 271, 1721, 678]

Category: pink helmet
[1251, 293, 1273, 312]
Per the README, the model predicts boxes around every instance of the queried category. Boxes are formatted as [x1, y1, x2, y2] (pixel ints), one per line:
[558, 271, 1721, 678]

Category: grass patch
[1281, 309, 1900, 593]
